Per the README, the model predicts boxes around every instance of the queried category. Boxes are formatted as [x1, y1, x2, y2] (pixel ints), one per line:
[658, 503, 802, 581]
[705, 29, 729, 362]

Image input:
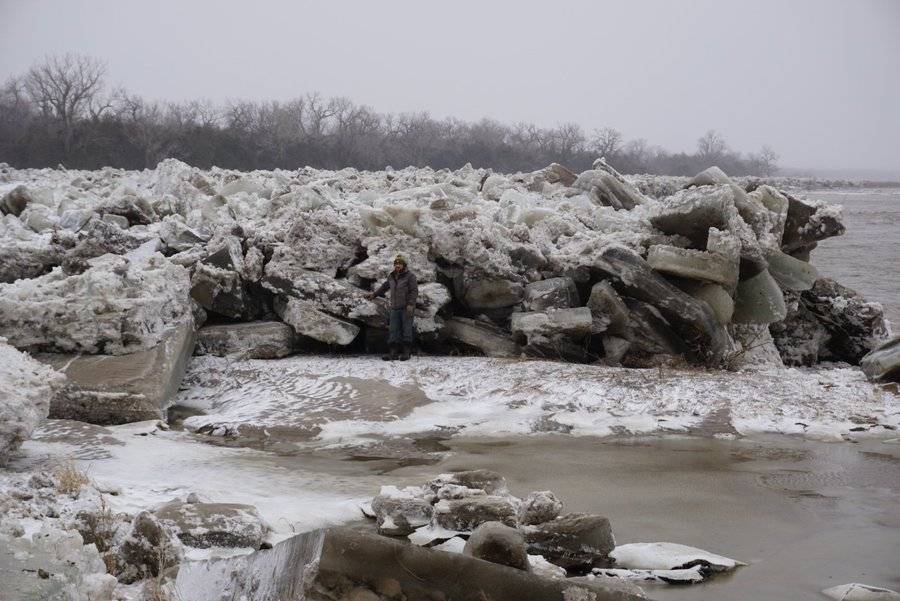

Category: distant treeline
[1, 54, 780, 175]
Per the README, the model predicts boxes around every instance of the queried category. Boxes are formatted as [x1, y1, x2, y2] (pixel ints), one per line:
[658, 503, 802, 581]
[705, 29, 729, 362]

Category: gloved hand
[406, 304, 415, 316]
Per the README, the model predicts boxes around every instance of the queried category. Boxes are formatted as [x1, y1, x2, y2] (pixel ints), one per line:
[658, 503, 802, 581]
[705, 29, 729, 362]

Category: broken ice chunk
[683, 166, 731, 188]
[684, 283, 734, 325]
[860, 337, 900, 383]
[522, 277, 579, 312]
[732, 269, 787, 324]
[463, 278, 525, 310]
[766, 249, 819, 291]
[609, 542, 745, 572]
[647, 245, 738, 288]
[442, 317, 521, 358]
[575, 162, 647, 210]
[707, 227, 741, 263]
[511, 308, 593, 347]
[432, 536, 467, 554]
[529, 554, 567, 579]
[650, 186, 731, 247]
[587, 280, 630, 336]
[802, 278, 888, 363]
[371, 486, 433, 537]
[273, 297, 360, 345]
[623, 299, 688, 358]
[433, 496, 518, 531]
[728, 323, 785, 368]
[518, 491, 563, 526]
[748, 185, 789, 243]
[782, 192, 845, 253]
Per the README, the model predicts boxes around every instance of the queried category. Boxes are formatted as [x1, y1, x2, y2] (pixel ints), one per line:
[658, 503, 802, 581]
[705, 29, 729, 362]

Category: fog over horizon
[2, 0, 898, 176]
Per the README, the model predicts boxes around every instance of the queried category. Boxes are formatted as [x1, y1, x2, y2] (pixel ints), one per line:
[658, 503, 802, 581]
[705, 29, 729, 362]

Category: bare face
[393, 262, 404, 273]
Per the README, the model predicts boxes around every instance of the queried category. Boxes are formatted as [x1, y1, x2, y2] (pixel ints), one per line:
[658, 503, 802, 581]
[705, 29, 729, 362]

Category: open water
[811, 188, 900, 329]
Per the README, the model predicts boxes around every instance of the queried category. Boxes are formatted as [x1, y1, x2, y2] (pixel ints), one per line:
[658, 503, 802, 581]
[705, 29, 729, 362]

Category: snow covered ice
[175, 354, 899, 443]
[0, 337, 65, 465]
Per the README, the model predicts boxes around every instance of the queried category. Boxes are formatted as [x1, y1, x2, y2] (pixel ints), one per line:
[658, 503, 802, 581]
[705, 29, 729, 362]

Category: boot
[382, 344, 399, 361]
[398, 344, 412, 361]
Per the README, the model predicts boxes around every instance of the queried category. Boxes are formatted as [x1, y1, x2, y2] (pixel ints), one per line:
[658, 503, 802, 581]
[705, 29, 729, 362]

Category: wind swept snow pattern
[174, 355, 898, 446]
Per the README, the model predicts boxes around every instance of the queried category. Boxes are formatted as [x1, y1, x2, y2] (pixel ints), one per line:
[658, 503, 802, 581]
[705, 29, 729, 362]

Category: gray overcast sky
[1, 0, 899, 172]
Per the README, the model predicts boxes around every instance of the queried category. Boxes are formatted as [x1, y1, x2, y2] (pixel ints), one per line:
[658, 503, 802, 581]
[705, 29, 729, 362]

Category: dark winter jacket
[374, 268, 418, 310]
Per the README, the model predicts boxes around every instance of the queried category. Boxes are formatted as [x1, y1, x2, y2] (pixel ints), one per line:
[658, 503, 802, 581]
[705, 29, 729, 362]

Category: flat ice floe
[174, 355, 899, 446]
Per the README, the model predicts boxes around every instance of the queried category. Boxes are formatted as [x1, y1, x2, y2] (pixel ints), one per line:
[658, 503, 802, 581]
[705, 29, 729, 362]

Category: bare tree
[509, 121, 542, 155]
[590, 126, 623, 160]
[302, 92, 335, 140]
[184, 99, 221, 128]
[24, 53, 108, 157]
[621, 138, 650, 171]
[0, 77, 30, 130]
[696, 129, 729, 164]
[0, 53, 780, 175]
[551, 122, 586, 163]
[756, 145, 780, 176]
[118, 94, 184, 168]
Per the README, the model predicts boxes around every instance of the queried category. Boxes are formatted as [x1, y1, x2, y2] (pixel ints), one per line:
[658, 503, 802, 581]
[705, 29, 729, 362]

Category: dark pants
[388, 308, 415, 345]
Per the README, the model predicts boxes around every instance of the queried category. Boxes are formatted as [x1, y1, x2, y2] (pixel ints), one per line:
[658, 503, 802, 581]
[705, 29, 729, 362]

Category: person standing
[366, 255, 418, 361]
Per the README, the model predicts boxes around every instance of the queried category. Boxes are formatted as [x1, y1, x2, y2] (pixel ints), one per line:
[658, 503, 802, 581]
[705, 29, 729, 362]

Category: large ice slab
[650, 186, 732, 246]
[511, 308, 593, 345]
[39, 320, 195, 424]
[681, 282, 734, 325]
[647, 244, 738, 287]
[275, 297, 361, 346]
[732, 269, 787, 324]
[441, 317, 521, 358]
[860, 337, 900, 383]
[174, 527, 645, 601]
[0, 525, 117, 601]
[767, 249, 819, 291]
